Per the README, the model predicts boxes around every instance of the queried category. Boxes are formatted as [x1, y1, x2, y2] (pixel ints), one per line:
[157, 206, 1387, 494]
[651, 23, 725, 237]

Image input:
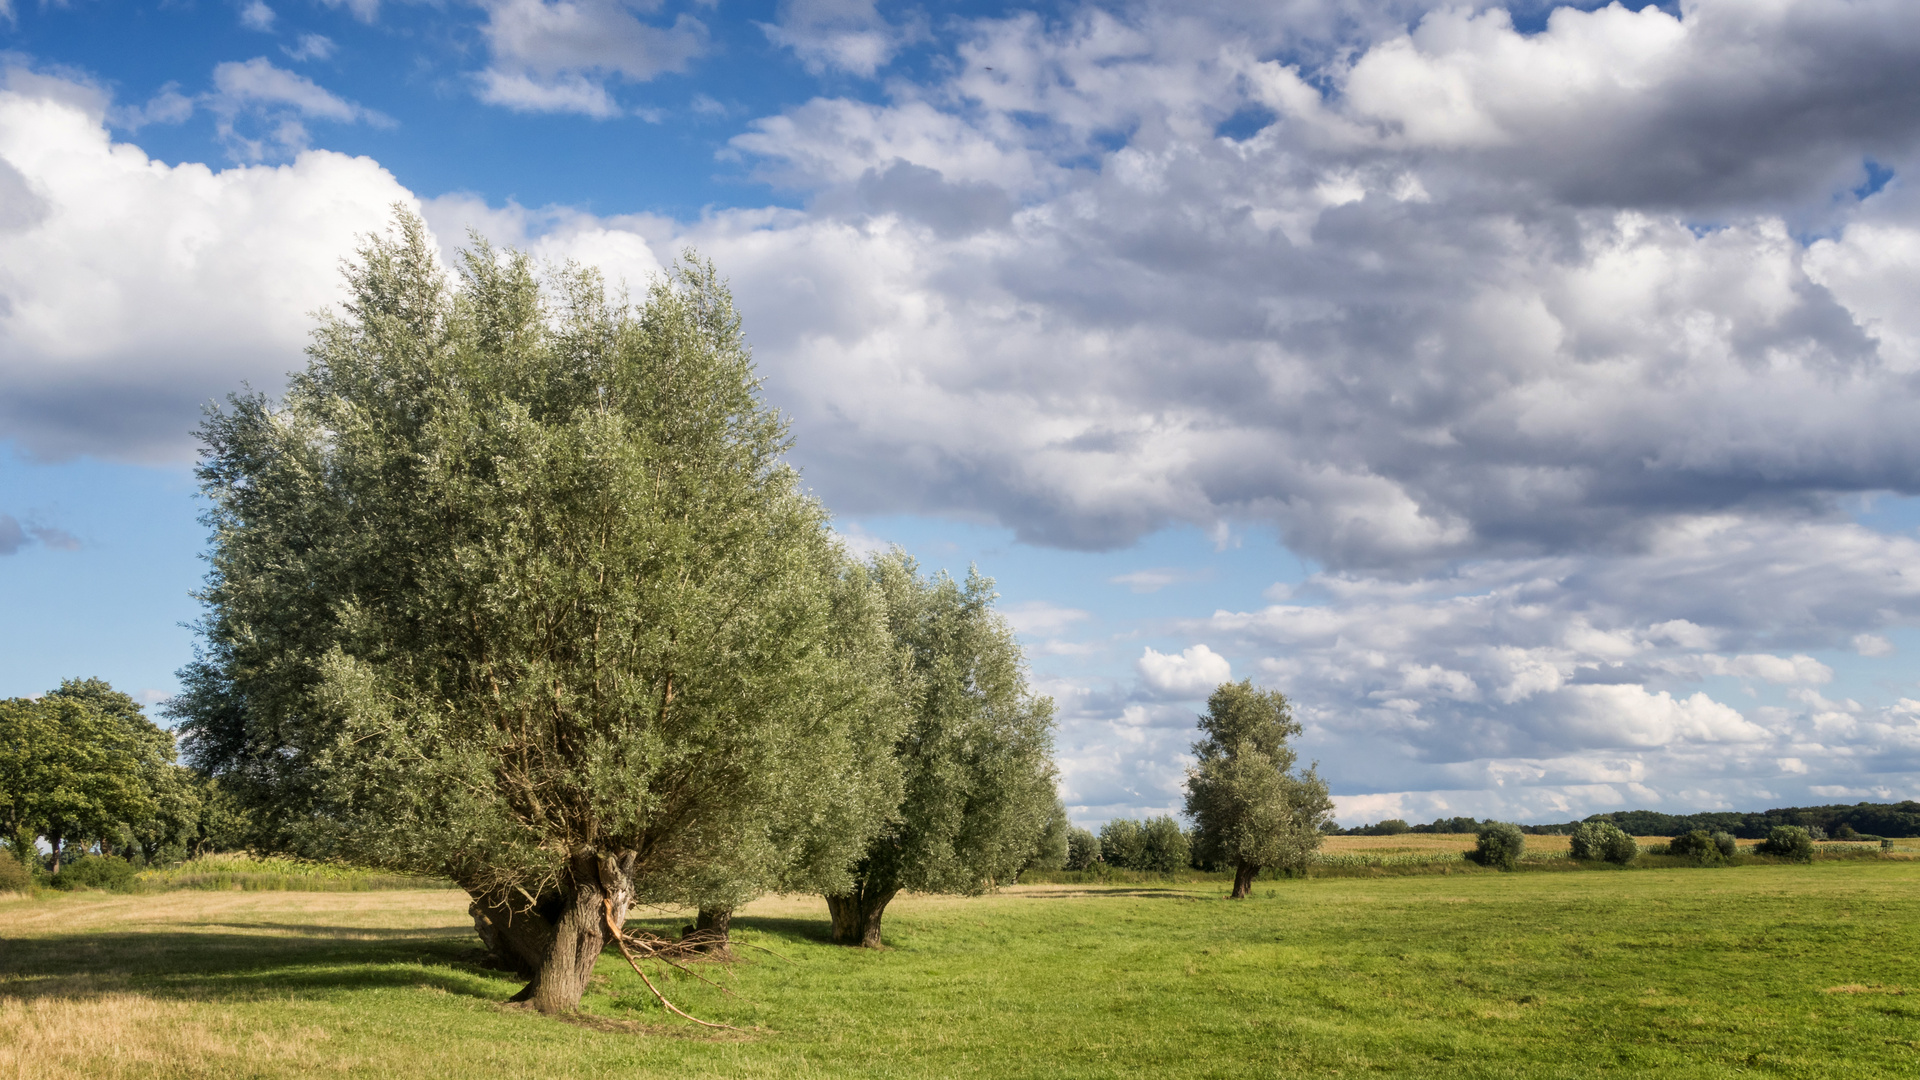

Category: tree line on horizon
[1334, 802, 1920, 840]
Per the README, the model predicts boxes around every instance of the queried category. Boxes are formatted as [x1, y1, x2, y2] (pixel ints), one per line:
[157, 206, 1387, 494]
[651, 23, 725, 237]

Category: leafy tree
[1065, 828, 1101, 871]
[1470, 822, 1526, 871]
[1184, 680, 1333, 898]
[0, 689, 153, 874]
[824, 552, 1058, 948]
[1758, 825, 1815, 862]
[0, 847, 27, 892]
[1139, 815, 1190, 874]
[46, 679, 185, 861]
[1668, 830, 1727, 865]
[171, 214, 903, 1013]
[1711, 830, 1738, 859]
[1100, 818, 1145, 869]
[1021, 799, 1070, 875]
[1568, 821, 1636, 865]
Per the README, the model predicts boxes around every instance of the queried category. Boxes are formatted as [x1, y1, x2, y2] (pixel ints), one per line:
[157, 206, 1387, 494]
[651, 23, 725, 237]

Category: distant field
[5, 860, 1918, 1078]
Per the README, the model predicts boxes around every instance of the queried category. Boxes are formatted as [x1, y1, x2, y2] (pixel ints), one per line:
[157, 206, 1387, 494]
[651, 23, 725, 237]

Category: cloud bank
[6, 0, 1920, 821]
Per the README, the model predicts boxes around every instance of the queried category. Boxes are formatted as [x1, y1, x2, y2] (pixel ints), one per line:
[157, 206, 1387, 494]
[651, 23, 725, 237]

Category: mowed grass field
[4, 861, 1918, 1078]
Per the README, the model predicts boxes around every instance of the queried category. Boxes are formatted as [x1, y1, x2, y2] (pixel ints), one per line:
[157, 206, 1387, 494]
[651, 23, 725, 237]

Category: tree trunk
[466, 850, 633, 1014]
[47, 830, 64, 876]
[825, 887, 896, 948]
[1230, 862, 1258, 899]
[689, 905, 732, 951]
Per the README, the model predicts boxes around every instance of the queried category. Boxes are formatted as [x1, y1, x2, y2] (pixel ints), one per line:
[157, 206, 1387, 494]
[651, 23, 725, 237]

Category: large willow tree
[173, 212, 901, 1013]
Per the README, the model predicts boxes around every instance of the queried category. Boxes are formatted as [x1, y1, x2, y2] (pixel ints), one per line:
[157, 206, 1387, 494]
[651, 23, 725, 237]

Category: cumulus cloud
[1137, 644, 1231, 699]
[0, 69, 416, 461]
[761, 0, 916, 77]
[207, 58, 389, 158]
[473, 0, 707, 117]
[6, 0, 1920, 821]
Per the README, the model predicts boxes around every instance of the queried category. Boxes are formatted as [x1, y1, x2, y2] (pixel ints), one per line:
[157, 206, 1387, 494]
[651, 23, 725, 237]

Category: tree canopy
[1183, 680, 1332, 898]
[825, 552, 1058, 947]
[172, 212, 903, 1012]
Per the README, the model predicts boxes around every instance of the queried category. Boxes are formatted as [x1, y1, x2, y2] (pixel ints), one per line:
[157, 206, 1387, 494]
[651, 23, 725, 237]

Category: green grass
[3, 862, 1918, 1077]
[132, 852, 450, 893]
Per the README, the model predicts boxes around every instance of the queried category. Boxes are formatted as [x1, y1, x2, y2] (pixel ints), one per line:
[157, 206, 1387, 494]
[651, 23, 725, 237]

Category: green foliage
[1758, 825, 1815, 862]
[137, 852, 446, 892]
[1184, 681, 1332, 891]
[50, 855, 139, 892]
[1712, 830, 1738, 858]
[1099, 818, 1144, 869]
[1021, 800, 1070, 874]
[1569, 821, 1637, 865]
[1470, 822, 1527, 870]
[170, 212, 905, 980]
[1096, 815, 1191, 874]
[1668, 830, 1726, 866]
[841, 552, 1058, 899]
[0, 847, 28, 892]
[0, 681, 173, 869]
[1064, 828, 1101, 871]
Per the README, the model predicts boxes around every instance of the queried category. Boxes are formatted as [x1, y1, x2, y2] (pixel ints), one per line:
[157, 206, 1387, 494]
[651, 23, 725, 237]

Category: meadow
[4, 856, 1918, 1078]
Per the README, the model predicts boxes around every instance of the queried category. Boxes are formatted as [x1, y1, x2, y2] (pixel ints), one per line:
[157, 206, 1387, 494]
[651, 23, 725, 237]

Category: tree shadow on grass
[0, 928, 520, 1005]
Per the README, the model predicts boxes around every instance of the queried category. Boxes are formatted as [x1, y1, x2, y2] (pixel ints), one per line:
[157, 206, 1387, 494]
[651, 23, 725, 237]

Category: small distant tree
[1065, 828, 1101, 871]
[1369, 818, 1411, 836]
[1099, 819, 1146, 869]
[1711, 830, 1738, 859]
[1471, 822, 1526, 871]
[824, 553, 1057, 948]
[1668, 830, 1725, 866]
[1758, 825, 1815, 862]
[1184, 681, 1333, 898]
[1569, 821, 1636, 866]
[1139, 815, 1190, 874]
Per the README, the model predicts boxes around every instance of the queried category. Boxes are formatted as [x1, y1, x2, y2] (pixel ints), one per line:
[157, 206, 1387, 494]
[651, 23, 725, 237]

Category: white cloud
[473, 0, 707, 117]
[240, 2, 276, 32]
[1001, 600, 1091, 639]
[761, 0, 914, 77]
[1854, 633, 1896, 657]
[1136, 644, 1231, 699]
[0, 69, 416, 460]
[285, 34, 337, 63]
[1107, 567, 1206, 594]
[207, 58, 389, 159]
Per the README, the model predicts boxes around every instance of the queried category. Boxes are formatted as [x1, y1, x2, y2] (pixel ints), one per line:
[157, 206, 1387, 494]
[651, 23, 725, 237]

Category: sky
[4, 0, 1920, 829]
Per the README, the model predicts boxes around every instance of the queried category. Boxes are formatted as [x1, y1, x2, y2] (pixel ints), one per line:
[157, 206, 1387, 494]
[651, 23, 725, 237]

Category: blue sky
[5, 0, 1920, 827]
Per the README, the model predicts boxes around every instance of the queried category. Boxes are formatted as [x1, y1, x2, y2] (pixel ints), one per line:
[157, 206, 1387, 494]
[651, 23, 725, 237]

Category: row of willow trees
[164, 214, 1062, 1014]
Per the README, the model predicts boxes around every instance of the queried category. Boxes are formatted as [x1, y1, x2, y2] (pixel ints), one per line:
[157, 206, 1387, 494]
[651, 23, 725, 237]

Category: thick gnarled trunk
[466, 849, 634, 1014]
[825, 887, 897, 948]
[1230, 862, 1258, 899]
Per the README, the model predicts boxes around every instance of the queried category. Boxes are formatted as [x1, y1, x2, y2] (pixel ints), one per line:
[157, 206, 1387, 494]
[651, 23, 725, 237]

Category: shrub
[1099, 819, 1146, 870]
[51, 856, 140, 892]
[1470, 822, 1526, 870]
[1758, 825, 1815, 862]
[1139, 816, 1190, 874]
[1065, 828, 1101, 871]
[1711, 831, 1738, 858]
[1569, 821, 1637, 865]
[0, 850, 30, 893]
[1669, 830, 1726, 866]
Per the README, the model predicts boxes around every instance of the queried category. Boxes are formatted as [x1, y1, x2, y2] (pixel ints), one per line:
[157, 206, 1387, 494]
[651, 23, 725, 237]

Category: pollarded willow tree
[1184, 680, 1333, 899]
[173, 211, 903, 1014]
[824, 551, 1059, 948]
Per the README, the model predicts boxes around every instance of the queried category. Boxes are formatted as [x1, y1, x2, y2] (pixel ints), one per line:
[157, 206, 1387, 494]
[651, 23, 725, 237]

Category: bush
[1711, 831, 1738, 858]
[1099, 819, 1145, 869]
[1470, 822, 1526, 870]
[1569, 821, 1637, 865]
[51, 856, 140, 892]
[1669, 830, 1726, 866]
[0, 850, 30, 893]
[1065, 828, 1101, 871]
[1757, 825, 1815, 862]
